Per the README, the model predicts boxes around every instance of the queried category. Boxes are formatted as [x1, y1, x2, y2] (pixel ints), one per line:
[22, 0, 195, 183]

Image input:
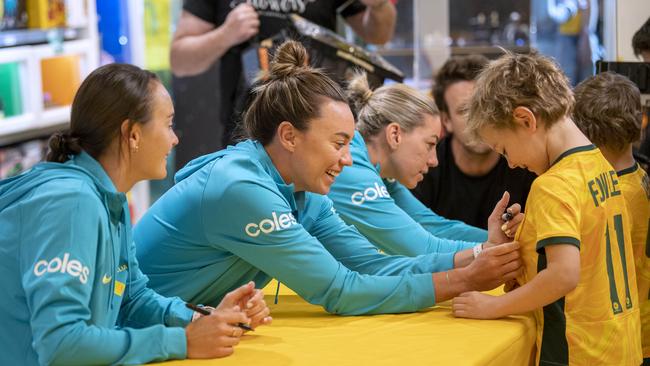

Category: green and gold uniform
[516, 146, 642, 366]
[618, 163, 650, 359]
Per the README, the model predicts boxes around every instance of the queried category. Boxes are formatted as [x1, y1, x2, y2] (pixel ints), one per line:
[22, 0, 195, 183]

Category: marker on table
[186, 303, 254, 332]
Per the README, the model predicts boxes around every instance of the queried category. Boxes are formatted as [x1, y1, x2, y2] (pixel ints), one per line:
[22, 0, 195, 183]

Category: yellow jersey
[618, 163, 650, 358]
[515, 145, 642, 366]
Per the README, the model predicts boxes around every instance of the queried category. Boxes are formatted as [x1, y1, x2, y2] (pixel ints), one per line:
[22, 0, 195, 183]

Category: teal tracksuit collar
[252, 141, 302, 212]
[71, 151, 127, 223]
[0, 151, 126, 222]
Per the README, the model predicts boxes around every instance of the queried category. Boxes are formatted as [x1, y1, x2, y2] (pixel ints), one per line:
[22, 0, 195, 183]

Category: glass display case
[449, 0, 530, 57]
[356, 0, 620, 89]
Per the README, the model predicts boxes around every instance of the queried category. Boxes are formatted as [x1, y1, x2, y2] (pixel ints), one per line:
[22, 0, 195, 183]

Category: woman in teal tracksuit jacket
[134, 41, 522, 316]
[326, 73, 523, 257]
[0, 64, 266, 365]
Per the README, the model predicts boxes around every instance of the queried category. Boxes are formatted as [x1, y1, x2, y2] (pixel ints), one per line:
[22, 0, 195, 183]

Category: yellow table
[159, 282, 535, 366]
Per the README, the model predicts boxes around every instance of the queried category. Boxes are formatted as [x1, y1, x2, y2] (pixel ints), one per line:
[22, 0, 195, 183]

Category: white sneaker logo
[33, 253, 90, 284]
[351, 182, 390, 205]
[245, 211, 297, 237]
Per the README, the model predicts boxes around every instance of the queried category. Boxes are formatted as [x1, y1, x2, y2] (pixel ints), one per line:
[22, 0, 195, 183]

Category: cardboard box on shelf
[40, 54, 80, 108]
[27, 0, 65, 29]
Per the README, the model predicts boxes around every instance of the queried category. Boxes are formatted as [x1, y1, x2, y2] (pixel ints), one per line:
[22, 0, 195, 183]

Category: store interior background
[0, 0, 647, 222]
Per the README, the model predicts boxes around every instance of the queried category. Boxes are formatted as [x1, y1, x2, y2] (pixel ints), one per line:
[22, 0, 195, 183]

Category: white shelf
[0, 0, 98, 147]
[0, 27, 84, 48]
[40, 106, 72, 126]
[0, 109, 69, 146]
[0, 114, 37, 136]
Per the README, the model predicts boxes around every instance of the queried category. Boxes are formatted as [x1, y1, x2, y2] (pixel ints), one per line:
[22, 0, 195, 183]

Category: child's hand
[486, 191, 524, 245]
[452, 291, 502, 319]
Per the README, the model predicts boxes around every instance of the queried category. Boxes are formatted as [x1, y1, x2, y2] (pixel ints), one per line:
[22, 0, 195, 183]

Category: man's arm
[170, 5, 259, 77]
[344, 0, 396, 45]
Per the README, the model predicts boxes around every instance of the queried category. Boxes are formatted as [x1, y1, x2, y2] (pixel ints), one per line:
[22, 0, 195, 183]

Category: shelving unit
[0, 0, 99, 147]
[0, 0, 154, 221]
[0, 27, 83, 48]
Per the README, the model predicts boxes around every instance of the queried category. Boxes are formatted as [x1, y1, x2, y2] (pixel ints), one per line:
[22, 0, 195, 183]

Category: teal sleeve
[329, 164, 480, 256]
[387, 180, 487, 243]
[309, 196, 458, 274]
[117, 237, 193, 329]
[203, 180, 436, 315]
[20, 189, 186, 365]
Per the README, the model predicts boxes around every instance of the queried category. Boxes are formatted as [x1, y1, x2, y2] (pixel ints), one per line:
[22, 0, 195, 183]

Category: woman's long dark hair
[46, 63, 159, 162]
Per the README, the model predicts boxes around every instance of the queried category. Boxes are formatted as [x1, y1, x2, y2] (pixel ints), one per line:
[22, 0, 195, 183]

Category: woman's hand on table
[186, 281, 272, 358]
[186, 296, 250, 359]
[240, 287, 273, 329]
[216, 281, 272, 330]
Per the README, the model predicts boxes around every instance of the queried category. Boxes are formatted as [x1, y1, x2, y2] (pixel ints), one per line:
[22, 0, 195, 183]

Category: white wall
[418, 0, 450, 79]
[616, 0, 650, 61]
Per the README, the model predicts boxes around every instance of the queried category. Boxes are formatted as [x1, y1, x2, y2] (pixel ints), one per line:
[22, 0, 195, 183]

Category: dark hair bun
[269, 40, 309, 79]
[46, 132, 82, 163]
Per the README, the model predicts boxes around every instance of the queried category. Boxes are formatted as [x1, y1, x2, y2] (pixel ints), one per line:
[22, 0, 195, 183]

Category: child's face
[479, 125, 546, 176]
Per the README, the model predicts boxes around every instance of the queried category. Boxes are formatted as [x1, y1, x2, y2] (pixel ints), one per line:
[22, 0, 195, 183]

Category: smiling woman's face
[131, 81, 179, 181]
[290, 99, 355, 194]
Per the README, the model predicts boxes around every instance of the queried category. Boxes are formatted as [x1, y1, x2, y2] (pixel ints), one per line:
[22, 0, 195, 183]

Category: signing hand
[185, 306, 250, 359]
[486, 191, 524, 245]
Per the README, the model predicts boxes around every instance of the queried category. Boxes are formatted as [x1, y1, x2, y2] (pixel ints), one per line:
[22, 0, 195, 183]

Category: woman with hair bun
[327, 72, 524, 257]
[0, 63, 269, 365]
[135, 40, 523, 316]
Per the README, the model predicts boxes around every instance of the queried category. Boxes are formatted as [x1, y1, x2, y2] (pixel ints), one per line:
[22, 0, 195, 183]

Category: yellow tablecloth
[158, 282, 535, 366]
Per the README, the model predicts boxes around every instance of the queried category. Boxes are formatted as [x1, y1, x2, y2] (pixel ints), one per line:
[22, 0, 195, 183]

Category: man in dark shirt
[412, 55, 536, 229]
[169, 0, 396, 170]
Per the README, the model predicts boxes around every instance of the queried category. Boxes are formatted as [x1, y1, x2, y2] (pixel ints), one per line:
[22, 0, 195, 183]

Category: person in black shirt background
[169, 0, 396, 171]
[411, 55, 536, 229]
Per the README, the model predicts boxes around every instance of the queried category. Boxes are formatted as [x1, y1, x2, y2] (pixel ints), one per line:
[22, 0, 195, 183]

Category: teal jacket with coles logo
[134, 139, 453, 315]
[327, 131, 487, 256]
[0, 152, 192, 366]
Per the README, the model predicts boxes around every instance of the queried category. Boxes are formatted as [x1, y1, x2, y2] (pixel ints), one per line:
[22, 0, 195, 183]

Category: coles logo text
[245, 212, 297, 237]
[351, 182, 390, 205]
[33, 253, 90, 284]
